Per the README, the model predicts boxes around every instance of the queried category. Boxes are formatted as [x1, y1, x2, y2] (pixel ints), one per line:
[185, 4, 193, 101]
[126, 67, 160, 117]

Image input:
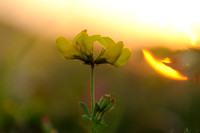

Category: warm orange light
[1, 0, 200, 48]
[142, 49, 188, 80]
[177, 24, 199, 46]
[160, 57, 172, 63]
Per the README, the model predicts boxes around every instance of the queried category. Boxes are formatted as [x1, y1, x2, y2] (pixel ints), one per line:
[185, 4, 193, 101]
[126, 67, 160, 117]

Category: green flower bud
[98, 94, 111, 111]
[102, 98, 115, 113]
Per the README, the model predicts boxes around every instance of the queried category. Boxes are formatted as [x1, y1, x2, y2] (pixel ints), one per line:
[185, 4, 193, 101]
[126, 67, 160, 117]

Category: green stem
[91, 64, 95, 133]
[91, 64, 95, 111]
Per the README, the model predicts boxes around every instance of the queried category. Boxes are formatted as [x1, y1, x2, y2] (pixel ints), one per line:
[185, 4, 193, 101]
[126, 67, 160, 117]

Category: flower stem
[91, 64, 96, 133]
[91, 64, 95, 111]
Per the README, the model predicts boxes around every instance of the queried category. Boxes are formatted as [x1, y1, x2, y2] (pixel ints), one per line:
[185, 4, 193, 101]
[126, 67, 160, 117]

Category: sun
[142, 49, 188, 80]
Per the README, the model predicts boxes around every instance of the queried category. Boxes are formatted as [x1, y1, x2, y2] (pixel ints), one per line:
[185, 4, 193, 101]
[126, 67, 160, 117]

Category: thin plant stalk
[91, 64, 95, 111]
[91, 64, 95, 133]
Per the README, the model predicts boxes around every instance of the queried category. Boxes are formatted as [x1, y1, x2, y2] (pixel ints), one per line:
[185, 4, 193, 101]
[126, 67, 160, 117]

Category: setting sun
[143, 49, 188, 80]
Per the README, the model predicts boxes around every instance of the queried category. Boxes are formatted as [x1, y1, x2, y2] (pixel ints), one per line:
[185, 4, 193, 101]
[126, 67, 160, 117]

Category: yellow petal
[92, 36, 115, 48]
[102, 37, 115, 47]
[56, 36, 79, 59]
[102, 41, 124, 63]
[90, 34, 101, 44]
[114, 48, 132, 67]
[73, 30, 93, 56]
[98, 37, 115, 48]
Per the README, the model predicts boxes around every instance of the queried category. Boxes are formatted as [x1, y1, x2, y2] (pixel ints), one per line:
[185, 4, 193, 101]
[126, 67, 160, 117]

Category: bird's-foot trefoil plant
[56, 30, 132, 132]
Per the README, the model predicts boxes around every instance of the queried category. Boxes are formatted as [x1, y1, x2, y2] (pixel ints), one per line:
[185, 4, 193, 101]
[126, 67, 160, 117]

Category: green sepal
[95, 57, 107, 64]
[80, 102, 90, 116]
[100, 103, 114, 118]
[81, 114, 91, 121]
[98, 95, 110, 111]
[95, 49, 106, 64]
[92, 102, 99, 121]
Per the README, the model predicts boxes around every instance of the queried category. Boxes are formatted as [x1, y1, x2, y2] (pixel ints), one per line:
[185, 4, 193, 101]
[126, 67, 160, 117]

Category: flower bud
[98, 94, 111, 111]
[102, 97, 115, 113]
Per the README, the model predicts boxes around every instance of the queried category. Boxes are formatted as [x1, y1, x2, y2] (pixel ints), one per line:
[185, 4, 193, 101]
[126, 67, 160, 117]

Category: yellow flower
[95, 37, 132, 67]
[56, 30, 92, 63]
[56, 30, 132, 67]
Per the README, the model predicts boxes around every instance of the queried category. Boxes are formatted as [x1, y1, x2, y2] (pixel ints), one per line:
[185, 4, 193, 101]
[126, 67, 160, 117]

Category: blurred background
[1, 0, 200, 132]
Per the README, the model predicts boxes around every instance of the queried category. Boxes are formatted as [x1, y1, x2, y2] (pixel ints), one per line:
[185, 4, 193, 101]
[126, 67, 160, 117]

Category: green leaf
[93, 121, 107, 130]
[81, 114, 91, 121]
[184, 128, 190, 133]
[92, 102, 99, 121]
[80, 102, 90, 116]
[114, 47, 132, 67]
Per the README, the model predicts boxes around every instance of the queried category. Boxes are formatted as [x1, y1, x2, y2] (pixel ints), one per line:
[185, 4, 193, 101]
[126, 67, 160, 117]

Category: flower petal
[114, 47, 132, 67]
[56, 36, 79, 59]
[73, 30, 93, 56]
[102, 37, 115, 47]
[90, 34, 101, 44]
[100, 41, 124, 64]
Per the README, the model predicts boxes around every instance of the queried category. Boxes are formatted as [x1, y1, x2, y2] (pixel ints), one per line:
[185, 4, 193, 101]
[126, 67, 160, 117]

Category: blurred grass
[1, 21, 200, 133]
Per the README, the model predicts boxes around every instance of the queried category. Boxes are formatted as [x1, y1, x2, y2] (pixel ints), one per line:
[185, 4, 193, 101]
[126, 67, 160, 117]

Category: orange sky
[0, 0, 200, 49]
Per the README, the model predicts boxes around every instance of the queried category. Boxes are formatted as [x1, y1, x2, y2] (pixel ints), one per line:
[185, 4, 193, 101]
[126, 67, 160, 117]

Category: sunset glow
[0, 0, 200, 48]
[143, 49, 188, 80]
